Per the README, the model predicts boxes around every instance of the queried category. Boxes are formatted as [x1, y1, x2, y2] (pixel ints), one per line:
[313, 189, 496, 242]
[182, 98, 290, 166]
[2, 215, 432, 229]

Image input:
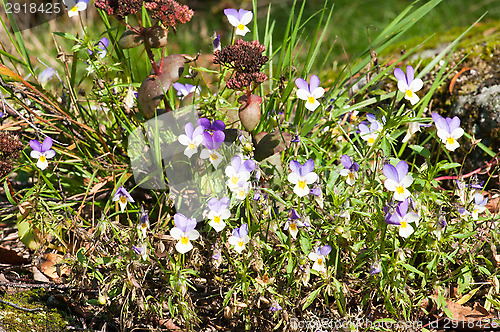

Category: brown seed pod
[145, 25, 168, 48]
[137, 54, 188, 119]
[118, 29, 144, 49]
[238, 94, 262, 132]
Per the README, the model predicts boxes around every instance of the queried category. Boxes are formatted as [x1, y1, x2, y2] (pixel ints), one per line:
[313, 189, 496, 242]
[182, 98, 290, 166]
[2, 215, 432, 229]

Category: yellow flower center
[290, 223, 297, 231]
[406, 89, 413, 98]
[238, 241, 244, 247]
[237, 24, 245, 31]
[238, 190, 245, 198]
[181, 237, 189, 245]
[39, 155, 46, 162]
[307, 96, 315, 104]
[368, 137, 375, 144]
[447, 137, 455, 145]
[188, 143, 195, 150]
[348, 173, 355, 180]
[210, 153, 219, 161]
[231, 176, 239, 185]
[396, 186, 405, 195]
[70, 6, 77, 12]
[298, 180, 306, 189]
[120, 196, 127, 204]
[214, 216, 221, 224]
[317, 258, 323, 266]
[400, 221, 407, 229]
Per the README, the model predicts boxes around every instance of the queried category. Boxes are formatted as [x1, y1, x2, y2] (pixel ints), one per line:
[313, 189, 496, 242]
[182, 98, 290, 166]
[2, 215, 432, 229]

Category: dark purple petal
[213, 34, 221, 50]
[300, 159, 315, 177]
[212, 120, 226, 131]
[30, 139, 42, 152]
[385, 212, 401, 225]
[396, 199, 409, 216]
[289, 160, 301, 174]
[236, 223, 249, 237]
[290, 209, 300, 220]
[41, 136, 53, 152]
[351, 162, 360, 172]
[340, 155, 352, 169]
[98, 37, 110, 50]
[202, 132, 214, 149]
[394, 68, 406, 83]
[370, 263, 382, 275]
[319, 245, 331, 256]
[212, 130, 225, 149]
[406, 65, 415, 85]
[395, 160, 408, 178]
[366, 113, 376, 123]
[197, 118, 211, 130]
[383, 164, 399, 182]
[309, 75, 320, 91]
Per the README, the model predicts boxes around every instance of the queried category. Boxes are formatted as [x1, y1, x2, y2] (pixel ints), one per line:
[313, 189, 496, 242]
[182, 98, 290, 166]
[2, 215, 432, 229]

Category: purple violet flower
[295, 75, 325, 111]
[29, 136, 56, 170]
[172, 83, 199, 100]
[431, 113, 464, 151]
[394, 65, 423, 105]
[207, 197, 231, 232]
[178, 122, 204, 158]
[112, 185, 135, 212]
[200, 131, 225, 169]
[170, 213, 200, 254]
[228, 223, 250, 254]
[384, 199, 419, 238]
[288, 159, 318, 197]
[339, 155, 359, 186]
[284, 209, 304, 239]
[383, 160, 413, 201]
[308, 245, 331, 273]
[224, 8, 253, 36]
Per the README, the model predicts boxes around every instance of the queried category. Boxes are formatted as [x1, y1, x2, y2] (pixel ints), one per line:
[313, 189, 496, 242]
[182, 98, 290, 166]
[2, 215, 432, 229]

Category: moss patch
[0, 289, 68, 332]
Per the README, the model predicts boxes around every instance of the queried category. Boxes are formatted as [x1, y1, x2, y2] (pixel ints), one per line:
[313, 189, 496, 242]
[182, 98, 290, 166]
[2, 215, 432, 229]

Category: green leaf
[77, 248, 88, 267]
[302, 285, 324, 310]
[409, 144, 431, 158]
[402, 263, 424, 277]
[438, 162, 461, 171]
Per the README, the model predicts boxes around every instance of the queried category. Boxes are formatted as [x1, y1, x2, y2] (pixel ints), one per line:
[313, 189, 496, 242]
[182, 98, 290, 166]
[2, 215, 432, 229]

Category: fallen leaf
[0, 246, 29, 265]
[39, 253, 69, 280]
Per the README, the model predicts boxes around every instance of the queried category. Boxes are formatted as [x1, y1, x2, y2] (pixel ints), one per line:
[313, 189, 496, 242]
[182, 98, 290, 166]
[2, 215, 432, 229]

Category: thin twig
[0, 298, 43, 312]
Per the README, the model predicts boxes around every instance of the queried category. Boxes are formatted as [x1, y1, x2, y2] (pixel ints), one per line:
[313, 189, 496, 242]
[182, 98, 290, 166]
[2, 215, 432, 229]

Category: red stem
[434, 152, 500, 182]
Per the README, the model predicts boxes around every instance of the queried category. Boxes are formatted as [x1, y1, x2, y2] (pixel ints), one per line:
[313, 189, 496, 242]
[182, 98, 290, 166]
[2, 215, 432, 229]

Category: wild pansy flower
[64, 0, 89, 17]
[402, 120, 431, 143]
[172, 83, 199, 100]
[394, 65, 423, 105]
[200, 131, 225, 169]
[339, 155, 359, 186]
[358, 114, 383, 146]
[434, 215, 446, 240]
[225, 155, 255, 190]
[213, 33, 221, 52]
[170, 213, 200, 254]
[224, 8, 253, 36]
[233, 181, 252, 200]
[288, 159, 318, 197]
[458, 206, 470, 219]
[309, 185, 324, 208]
[370, 262, 382, 275]
[197, 118, 225, 134]
[308, 245, 331, 273]
[295, 75, 325, 111]
[385, 199, 419, 238]
[88, 37, 110, 58]
[284, 209, 304, 239]
[124, 85, 136, 109]
[456, 179, 483, 205]
[207, 197, 231, 232]
[30, 136, 56, 170]
[137, 207, 149, 238]
[228, 223, 250, 254]
[38, 67, 56, 86]
[431, 113, 464, 151]
[133, 244, 148, 260]
[113, 186, 135, 212]
[270, 303, 282, 312]
[471, 193, 488, 220]
[178, 122, 204, 158]
[383, 160, 413, 201]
